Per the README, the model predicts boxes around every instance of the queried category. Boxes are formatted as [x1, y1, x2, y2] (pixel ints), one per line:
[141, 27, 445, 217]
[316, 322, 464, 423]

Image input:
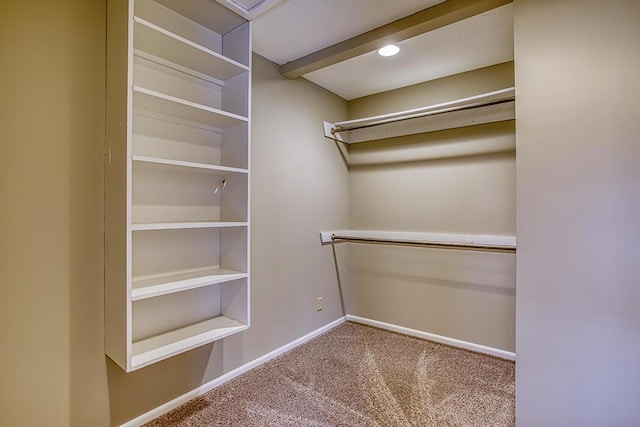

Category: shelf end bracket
[323, 121, 346, 143]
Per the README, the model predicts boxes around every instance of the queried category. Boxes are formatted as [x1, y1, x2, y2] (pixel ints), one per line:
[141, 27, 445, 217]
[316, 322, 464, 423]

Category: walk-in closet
[3, 0, 639, 426]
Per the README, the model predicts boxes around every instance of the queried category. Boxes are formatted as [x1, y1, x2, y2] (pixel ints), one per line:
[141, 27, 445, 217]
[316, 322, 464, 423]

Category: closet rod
[331, 234, 516, 253]
[331, 97, 515, 134]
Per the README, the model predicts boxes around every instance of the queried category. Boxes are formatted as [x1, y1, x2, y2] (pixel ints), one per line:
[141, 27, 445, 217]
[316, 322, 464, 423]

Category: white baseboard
[346, 315, 516, 361]
[122, 315, 514, 426]
[121, 317, 346, 427]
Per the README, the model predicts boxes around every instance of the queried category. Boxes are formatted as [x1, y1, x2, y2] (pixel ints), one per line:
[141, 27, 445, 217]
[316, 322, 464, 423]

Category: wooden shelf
[131, 221, 248, 231]
[132, 155, 248, 174]
[131, 316, 248, 369]
[133, 17, 248, 82]
[133, 86, 247, 129]
[132, 267, 246, 301]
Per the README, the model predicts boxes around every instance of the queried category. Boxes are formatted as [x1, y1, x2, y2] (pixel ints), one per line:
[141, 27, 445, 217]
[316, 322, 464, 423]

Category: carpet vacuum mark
[145, 322, 515, 426]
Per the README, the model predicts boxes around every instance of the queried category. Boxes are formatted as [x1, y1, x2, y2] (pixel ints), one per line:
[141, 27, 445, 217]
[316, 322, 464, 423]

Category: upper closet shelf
[133, 17, 248, 82]
[323, 87, 515, 144]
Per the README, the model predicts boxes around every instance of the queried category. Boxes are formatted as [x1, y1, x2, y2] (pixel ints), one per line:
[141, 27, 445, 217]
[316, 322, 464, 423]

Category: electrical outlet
[316, 297, 323, 311]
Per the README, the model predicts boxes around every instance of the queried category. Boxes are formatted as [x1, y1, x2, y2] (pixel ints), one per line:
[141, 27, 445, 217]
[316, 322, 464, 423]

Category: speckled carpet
[145, 322, 515, 426]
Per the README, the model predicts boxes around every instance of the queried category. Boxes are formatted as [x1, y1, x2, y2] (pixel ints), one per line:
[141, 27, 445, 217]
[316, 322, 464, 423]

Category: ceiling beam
[279, 0, 512, 79]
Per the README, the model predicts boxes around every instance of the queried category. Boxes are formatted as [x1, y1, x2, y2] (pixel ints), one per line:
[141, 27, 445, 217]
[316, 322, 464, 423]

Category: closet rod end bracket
[323, 121, 346, 143]
[320, 231, 343, 245]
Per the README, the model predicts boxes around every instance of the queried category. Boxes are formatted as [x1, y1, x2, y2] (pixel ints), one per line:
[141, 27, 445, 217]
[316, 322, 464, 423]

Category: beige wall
[248, 54, 350, 347]
[345, 63, 517, 352]
[514, 0, 640, 425]
[0, 0, 109, 425]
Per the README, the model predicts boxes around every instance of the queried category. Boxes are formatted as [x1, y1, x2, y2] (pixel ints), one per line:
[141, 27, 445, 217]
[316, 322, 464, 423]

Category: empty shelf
[131, 316, 248, 369]
[133, 86, 247, 129]
[132, 155, 248, 174]
[132, 267, 247, 301]
[324, 88, 515, 144]
[134, 17, 248, 82]
[321, 230, 516, 253]
[132, 221, 248, 231]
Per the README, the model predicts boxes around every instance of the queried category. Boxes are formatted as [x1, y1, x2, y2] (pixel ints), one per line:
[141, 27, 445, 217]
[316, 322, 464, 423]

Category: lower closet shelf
[132, 268, 247, 300]
[131, 316, 248, 369]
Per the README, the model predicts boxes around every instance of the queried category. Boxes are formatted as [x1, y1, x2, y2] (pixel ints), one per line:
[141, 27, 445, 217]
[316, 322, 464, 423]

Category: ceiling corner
[215, 0, 286, 20]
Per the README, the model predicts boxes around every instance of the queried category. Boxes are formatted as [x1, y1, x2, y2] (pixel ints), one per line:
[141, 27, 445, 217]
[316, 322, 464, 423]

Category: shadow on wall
[350, 265, 515, 296]
[331, 245, 347, 316]
[349, 244, 516, 296]
[106, 343, 217, 426]
[347, 121, 515, 168]
[66, 0, 109, 424]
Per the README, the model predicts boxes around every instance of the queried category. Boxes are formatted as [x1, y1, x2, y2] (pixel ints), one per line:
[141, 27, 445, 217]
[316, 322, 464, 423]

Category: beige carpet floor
[145, 322, 515, 426]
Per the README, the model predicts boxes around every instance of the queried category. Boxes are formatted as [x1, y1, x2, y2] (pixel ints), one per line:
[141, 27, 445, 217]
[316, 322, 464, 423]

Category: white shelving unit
[106, 0, 251, 372]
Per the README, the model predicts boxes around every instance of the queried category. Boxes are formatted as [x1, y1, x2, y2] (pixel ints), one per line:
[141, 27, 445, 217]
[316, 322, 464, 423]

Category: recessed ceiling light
[378, 44, 400, 57]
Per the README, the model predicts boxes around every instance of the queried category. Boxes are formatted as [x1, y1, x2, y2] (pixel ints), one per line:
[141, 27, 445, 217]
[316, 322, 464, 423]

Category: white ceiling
[249, 0, 514, 100]
[251, 0, 445, 65]
[304, 4, 514, 100]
